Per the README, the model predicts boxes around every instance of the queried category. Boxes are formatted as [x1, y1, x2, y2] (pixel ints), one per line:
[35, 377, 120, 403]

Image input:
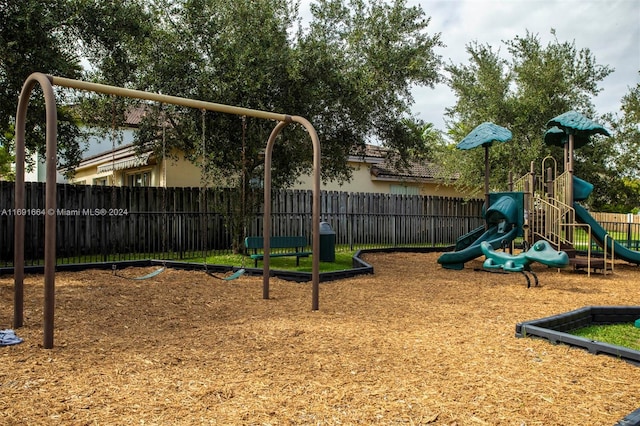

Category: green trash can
[319, 221, 336, 262]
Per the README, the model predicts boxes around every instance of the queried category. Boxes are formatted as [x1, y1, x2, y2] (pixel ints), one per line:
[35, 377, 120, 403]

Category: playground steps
[570, 257, 610, 274]
[561, 244, 612, 274]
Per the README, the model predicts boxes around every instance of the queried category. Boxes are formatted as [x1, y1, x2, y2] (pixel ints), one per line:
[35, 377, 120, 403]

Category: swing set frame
[13, 73, 322, 349]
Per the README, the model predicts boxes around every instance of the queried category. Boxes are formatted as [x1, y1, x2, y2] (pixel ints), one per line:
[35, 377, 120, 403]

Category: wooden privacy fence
[269, 190, 484, 248]
[591, 212, 640, 224]
[0, 182, 484, 265]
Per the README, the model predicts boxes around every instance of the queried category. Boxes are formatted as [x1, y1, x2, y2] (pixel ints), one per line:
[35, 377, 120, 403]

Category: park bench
[244, 236, 312, 267]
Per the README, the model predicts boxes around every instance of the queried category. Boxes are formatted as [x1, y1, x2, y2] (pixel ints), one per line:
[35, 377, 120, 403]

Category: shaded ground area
[1, 252, 640, 425]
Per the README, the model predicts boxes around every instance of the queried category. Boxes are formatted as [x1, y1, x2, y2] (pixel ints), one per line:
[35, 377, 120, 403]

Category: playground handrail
[512, 174, 529, 193]
[530, 197, 570, 247]
[560, 222, 592, 277]
[553, 171, 572, 207]
[603, 234, 615, 274]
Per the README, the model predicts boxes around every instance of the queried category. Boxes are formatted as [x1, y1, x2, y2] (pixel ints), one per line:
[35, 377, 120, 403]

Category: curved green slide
[572, 176, 640, 265]
[573, 203, 640, 265]
[438, 195, 521, 270]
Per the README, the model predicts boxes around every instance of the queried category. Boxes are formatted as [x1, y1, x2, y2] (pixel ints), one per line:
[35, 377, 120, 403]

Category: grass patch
[11, 248, 359, 273]
[187, 250, 358, 273]
[572, 323, 640, 351]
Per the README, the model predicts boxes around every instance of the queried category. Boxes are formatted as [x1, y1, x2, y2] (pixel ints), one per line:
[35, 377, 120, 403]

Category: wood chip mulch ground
[1, 252, 640, 425]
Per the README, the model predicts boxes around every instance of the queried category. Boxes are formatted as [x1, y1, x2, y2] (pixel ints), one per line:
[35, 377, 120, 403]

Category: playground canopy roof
[545, 110, 610, 148]
[456, 122, 512, 150]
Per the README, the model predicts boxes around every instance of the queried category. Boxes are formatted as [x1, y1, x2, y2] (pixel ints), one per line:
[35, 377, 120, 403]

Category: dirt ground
[1, 252, 640, 425]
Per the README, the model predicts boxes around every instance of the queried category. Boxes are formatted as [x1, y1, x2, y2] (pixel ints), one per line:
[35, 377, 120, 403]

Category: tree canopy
[0, 0, 82, 175]
[0, 0, 152, 177]
[594, 77, 640, 212]
[124, 0, 444, 190]
[1, 0, 443, 187]
[435, 30, 629, 209]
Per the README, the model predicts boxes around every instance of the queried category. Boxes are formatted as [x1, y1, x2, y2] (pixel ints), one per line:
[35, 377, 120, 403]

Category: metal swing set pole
[14, 73, 322, 349]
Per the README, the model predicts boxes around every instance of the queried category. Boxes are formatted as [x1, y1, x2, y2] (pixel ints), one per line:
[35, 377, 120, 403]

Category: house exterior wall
[23, 152, 68, 183]
[292, 163, 381, 193]
[292, 161, 466, 197]
[71, 160, 157, 187]
[72, 151, 203, 188]
[163, 156, 202, 187]
[73, 163, 168, 187]
[70, 167, 106, 185]
[67, 134, 467, 196]
[72, 156, 467, 197]
[85, 128, 136, 157]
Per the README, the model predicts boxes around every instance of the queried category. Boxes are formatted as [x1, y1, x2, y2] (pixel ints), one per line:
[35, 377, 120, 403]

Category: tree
[71, 0, 152, 87]
[130, 0, 442, 185]
[0, 0, 83, 174]
[0, 0, 151, 176]
[296, 0, 443, 179]
[0, 141, 14, 180]
[123, 0, 443, 249]
[592, 77, 640, 212]
[611, 78, 640, 180]
[3, 0, 442, 184]
[440, 31, 614, 201]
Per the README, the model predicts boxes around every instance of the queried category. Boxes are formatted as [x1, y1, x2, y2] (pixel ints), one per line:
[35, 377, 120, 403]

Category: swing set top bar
[50, 75, 293, 122]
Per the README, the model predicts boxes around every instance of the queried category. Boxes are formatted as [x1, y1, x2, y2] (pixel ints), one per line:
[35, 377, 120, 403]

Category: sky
[299, 0, 640, 131]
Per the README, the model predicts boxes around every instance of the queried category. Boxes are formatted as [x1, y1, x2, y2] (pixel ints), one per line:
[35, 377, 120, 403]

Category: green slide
[572, 176, 640, 265]
[438, 195, 521, 270]
[573, 202, 640, 265]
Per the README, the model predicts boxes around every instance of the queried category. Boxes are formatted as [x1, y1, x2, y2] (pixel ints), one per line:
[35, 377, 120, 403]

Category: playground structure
[12, 73, 322, 349]
[438, 111, 640, 274]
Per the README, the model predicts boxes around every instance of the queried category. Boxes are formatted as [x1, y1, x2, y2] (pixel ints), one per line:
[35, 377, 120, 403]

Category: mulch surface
[1, 252, 640, 425]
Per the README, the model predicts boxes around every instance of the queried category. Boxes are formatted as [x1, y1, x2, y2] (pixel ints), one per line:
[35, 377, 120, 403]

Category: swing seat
[224, 268, 245, 280]
[132, 267, 165, 280]
[205, 268, 245, 281]
[115, 266, 165, 280]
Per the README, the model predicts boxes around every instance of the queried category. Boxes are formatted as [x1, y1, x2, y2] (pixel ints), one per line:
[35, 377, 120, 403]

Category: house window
[93, 177, 108, 186]
[128, 171, 151, 187]
[390, 185, 420, 195]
